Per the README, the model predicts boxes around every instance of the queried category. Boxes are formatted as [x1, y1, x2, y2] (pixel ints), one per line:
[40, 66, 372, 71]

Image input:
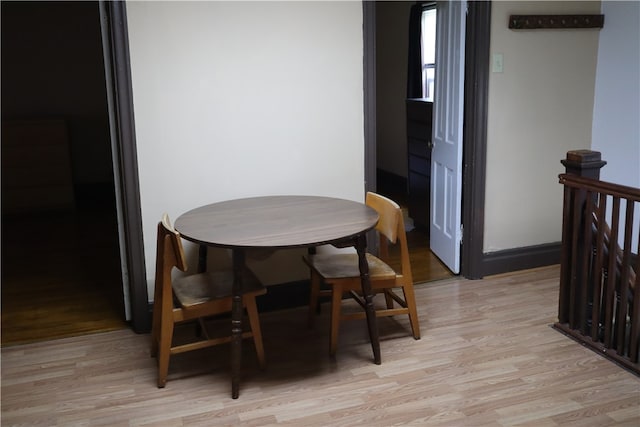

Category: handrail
[559, 173, 640, 201]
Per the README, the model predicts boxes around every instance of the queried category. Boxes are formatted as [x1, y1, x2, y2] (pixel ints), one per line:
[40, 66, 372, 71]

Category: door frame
[460, 1, 491, 279]
[363, 1, 491, 279]
[99, 1, 150, 333]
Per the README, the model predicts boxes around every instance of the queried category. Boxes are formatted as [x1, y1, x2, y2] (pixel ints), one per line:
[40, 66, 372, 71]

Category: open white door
[430, 0, 466, 274]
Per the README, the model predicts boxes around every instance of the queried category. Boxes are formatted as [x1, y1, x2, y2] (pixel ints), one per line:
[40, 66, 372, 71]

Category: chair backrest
[365, 192, 412, 284]
[155, 213, 188, 300]
[366, 192, 401, 243]
[153, 213, 187, 320]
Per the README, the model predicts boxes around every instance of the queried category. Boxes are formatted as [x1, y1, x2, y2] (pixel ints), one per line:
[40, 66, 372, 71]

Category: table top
[174, 195, 379, 249]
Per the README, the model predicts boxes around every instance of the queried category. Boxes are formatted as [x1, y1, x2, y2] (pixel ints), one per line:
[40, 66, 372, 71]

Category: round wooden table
[175, 195, 381, 398]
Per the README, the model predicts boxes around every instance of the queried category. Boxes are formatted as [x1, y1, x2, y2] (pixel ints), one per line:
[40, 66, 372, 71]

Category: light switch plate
[492, 53, 504, 73]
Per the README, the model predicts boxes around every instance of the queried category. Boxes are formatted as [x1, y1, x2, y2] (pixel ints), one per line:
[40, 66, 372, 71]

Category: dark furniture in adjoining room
[406, 98, 433, 232]
[1, 120, 75, 215]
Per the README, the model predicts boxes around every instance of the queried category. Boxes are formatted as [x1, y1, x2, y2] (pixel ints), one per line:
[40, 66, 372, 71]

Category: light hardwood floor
[2, 265, 638, 426]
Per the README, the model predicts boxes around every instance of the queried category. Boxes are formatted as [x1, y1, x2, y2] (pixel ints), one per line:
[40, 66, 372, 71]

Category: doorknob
[427, 140, 434, 150]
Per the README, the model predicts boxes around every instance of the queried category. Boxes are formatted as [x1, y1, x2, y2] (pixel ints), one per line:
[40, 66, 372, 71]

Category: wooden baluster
[630, 232, 640, 362]
[579, 191, 595, 335]
[617, 201, 634, 355]
[590, 194, 607, 342]
[604, 197, 620, 348]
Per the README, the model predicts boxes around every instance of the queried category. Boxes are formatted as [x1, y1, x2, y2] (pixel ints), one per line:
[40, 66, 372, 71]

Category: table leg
[231, 248, 245, 399]
[197, 244, 208, 273]
[355, 234, 381, 364]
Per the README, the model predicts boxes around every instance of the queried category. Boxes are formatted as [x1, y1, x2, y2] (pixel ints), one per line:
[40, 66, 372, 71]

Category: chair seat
[305, 193, 421, 357]
[305, 253, 396, 281]
[173, 269, 265, 308]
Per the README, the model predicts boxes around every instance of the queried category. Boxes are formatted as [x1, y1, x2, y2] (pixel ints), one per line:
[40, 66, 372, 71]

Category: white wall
[484, 1, 601, 253]
[126, 1, 364, 292]
[591, 0, 640, 250]
[591, 1, 640, 188]
[124, 1, 638, 297]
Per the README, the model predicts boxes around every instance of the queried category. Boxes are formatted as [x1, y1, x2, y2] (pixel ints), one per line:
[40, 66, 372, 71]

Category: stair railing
[555, 166, 640, 375]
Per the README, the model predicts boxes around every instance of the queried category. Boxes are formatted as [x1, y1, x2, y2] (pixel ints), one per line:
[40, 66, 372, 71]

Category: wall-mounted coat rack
[509, 15, 604, 30]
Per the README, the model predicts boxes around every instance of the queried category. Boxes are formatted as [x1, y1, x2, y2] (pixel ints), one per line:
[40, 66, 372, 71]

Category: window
[421, 5, 437, 101]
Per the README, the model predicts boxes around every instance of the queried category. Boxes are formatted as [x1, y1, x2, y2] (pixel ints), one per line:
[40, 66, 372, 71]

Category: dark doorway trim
[363, 1, 491, 279]
[363, 1, 379, 254]
[363, 1, 377, 195]
[99, 1, 150, 333]
[461, 1, 491, 279]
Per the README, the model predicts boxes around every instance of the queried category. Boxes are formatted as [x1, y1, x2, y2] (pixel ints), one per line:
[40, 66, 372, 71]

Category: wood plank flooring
[1, 208, 128, 346]
[2, 265, 638, 426]
[394, 224, 452, 284]
[381, 187, 453, 284]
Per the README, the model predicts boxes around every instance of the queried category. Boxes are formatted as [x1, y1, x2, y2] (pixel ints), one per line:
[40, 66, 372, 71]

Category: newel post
[557, 150, 607, 328]
[561, 150, 607, 180]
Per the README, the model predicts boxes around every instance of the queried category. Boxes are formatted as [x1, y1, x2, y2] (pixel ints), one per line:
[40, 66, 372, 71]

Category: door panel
[430, 0, 466, 274]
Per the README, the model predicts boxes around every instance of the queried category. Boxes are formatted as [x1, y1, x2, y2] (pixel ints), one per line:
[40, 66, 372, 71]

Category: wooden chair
[304, 192, 421, 356]
[150, 213, 266, 387]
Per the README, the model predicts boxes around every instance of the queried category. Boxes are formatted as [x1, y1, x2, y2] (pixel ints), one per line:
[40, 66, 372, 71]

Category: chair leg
[384, 288, 394, 309]
[329, 284, 343, 357]
[157, 316, 174, 388]
[150, 321, 158, 359]
[308, 271, 322, 328]
[245, 296, 266, 370]
[150, 298, 161, 358]
[402, 285, 421, 340]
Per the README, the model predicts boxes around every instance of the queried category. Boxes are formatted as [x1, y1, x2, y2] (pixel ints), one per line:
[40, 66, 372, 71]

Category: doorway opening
[372, 1, 451, 284]
[1, 1, 127, 346]
[368, 1, 491, 280]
